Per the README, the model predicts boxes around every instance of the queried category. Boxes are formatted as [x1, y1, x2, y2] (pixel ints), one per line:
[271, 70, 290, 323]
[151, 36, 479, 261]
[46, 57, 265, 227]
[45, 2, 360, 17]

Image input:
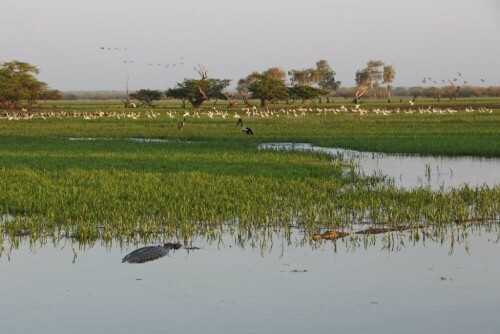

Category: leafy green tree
[287, 85, 328, 105]
[0, 60, 57, 110]
[382, 65, 396, 102]
[288, 68, 318, 86]
[166, 78, 230, 109]
[247, 74, 288, 107]
[315, 60, 341, 103]
[262, 67, 286, 81]
[239, 67, 287, 107]
[130, 89, 163, 107]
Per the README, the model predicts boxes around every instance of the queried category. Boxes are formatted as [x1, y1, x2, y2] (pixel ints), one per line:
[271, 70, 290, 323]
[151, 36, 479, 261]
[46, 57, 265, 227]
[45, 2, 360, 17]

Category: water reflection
[260, 143, 500, 189]
[1, 228, 499, 334]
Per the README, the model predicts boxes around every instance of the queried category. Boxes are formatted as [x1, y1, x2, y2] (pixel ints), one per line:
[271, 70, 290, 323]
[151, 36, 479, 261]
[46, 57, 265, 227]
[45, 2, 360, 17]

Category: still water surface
[260, 143, 500, 190]
[2, 141, 499, 333]
[1, 231, 499, 334]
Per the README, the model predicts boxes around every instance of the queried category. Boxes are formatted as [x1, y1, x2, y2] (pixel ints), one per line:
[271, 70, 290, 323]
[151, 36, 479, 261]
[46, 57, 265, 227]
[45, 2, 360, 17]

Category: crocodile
[122, 242, 182, 263]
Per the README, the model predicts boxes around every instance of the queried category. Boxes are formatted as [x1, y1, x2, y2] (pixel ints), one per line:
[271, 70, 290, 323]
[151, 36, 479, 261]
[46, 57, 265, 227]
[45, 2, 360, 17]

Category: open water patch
[260, 143, 500, 189]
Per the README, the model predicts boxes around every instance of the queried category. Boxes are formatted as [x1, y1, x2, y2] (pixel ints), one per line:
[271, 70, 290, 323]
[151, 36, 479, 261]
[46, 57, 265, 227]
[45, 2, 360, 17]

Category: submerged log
[122, 242, 182, 263]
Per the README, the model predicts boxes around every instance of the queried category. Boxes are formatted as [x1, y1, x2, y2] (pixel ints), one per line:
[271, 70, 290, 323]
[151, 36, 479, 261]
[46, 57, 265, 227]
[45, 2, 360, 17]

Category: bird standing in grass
[178, 118, 185, 132]
[242, 127, 253, 136]
[236, 117, 243, 127]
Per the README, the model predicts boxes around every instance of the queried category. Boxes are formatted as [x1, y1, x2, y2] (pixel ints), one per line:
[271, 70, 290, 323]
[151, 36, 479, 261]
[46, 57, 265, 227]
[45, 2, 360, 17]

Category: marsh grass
[1, 100, 500, 250]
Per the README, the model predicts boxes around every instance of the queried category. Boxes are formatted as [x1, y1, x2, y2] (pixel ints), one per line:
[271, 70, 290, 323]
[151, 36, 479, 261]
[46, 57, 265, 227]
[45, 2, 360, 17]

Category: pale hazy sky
[1, 0, 499, 91]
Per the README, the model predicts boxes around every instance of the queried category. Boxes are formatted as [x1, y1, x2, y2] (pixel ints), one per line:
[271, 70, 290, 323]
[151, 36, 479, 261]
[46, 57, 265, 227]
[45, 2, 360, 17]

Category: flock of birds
[100, 46, 185, 70]
[1, 104, 494, 124]
[422, 71, 486, 87]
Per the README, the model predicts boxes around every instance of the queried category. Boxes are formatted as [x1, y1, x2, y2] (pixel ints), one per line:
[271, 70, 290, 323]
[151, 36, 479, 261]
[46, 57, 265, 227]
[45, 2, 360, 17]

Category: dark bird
[481, 78, 485, 82]
[454, 78, 458, 81]
[178, 118, 185, 132]
[457, 72, 461, 77]
[464, 81, 468, 84]
[242, 127, 253, 135]
[236, 117, 243, 127]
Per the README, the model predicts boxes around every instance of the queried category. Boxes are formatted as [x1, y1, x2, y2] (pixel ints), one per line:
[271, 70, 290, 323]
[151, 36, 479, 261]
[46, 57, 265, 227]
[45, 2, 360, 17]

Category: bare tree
[122, 76, 135, 108]
[194, 64, 208, 80]
[223, 92, 238, 108]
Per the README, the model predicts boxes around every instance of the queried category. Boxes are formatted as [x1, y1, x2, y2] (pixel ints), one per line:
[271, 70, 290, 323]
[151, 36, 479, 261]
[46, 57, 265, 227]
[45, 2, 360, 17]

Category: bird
[236, 117, 243, 127]
[242, 127, 253, 135]
[409, 100, 415, 106]
[178, 118, 185, 132]
[481, 78, 485, 82]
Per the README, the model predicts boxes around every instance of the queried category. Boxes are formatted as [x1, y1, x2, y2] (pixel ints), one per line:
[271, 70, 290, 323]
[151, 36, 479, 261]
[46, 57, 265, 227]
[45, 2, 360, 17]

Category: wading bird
[178, 118, 185, 132]
[242, 127, 253, 136]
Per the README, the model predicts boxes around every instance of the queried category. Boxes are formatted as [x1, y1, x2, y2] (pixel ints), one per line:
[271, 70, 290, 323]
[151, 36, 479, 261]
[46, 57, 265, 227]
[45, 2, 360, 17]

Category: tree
[0, 60, 57, 110]
[382, 65, 396, 103]
[239, 67, 287, 107]
[288, 68, 318, 86]
[130, 89, 163, 107]
[262, 67, 286, 81]
[354, 68, 371, 104]
[237, 72, 260, 106]
[166, 78, 230, 109]
[315, 60, 341, 103]
[287, 85, 328, 106]
[366, 60, 384, 98]
[247, 74, 288, 107]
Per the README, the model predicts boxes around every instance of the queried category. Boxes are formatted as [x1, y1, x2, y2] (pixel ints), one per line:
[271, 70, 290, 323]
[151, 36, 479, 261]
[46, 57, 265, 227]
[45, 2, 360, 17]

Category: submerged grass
[1, 100, 500, 250]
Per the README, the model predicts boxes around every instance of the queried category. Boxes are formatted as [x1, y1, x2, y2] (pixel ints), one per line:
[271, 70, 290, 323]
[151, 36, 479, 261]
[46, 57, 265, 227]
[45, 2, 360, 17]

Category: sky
[1, 0, 499, 91]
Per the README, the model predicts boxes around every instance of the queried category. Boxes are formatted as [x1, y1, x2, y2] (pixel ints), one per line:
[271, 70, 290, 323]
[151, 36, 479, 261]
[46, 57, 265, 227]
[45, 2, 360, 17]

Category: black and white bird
[178, 118, 185, 132]
[242, 127, 253, 135]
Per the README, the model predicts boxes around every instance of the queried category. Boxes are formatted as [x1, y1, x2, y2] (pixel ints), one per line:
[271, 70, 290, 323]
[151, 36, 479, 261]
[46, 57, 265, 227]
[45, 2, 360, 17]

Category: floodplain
[1, 98, 499, 333]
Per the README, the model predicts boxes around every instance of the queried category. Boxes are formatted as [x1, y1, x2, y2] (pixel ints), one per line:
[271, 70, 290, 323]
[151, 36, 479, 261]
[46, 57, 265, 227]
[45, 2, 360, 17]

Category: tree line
[2, 59, 500, 110]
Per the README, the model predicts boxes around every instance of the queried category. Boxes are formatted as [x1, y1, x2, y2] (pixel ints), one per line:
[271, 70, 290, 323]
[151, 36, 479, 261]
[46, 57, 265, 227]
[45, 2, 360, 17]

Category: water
[260, 143, 500, 190]
[2, 141, 499, 333]
[1, 231, 499, 334]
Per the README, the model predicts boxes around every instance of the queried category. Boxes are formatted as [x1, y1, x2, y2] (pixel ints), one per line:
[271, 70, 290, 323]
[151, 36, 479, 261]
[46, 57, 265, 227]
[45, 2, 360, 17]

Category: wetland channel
[260, 142, 500, 190]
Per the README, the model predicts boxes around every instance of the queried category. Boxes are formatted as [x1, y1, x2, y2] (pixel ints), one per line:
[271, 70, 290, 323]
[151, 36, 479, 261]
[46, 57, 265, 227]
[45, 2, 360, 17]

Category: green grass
[0, 98, 499, 249]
